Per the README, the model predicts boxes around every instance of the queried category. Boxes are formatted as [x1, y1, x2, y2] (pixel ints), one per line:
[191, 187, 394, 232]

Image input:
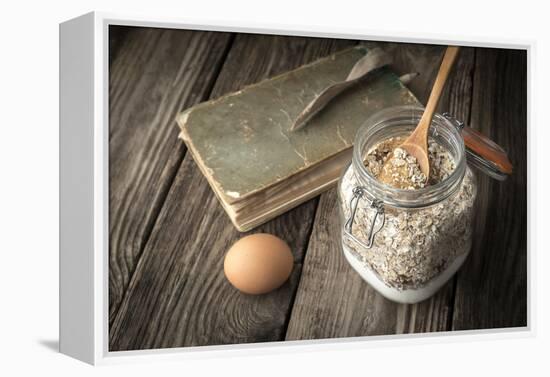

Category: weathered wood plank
[285, 46, 476, 340]
[108, 27, 233, 324]
[451, 49, 527, 330]
[108, 25, 133, 66]
[109, 34, 357, 351]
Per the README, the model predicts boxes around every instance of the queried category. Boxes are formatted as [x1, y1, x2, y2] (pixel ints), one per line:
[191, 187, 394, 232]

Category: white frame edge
[59, 11, 535, 366]
[60, 12, 96, 364]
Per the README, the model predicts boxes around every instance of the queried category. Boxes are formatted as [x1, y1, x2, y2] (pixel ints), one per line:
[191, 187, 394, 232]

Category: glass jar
[338, 106, 497, 304]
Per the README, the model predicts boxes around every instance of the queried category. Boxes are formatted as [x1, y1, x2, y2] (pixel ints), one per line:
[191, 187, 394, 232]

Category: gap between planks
[108, 28, 235, 326]
[110, 33, 237, 325]
[109, 35, 357, 350]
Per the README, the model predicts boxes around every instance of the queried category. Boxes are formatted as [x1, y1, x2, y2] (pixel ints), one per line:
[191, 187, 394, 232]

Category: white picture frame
[59, 11, 534, 365]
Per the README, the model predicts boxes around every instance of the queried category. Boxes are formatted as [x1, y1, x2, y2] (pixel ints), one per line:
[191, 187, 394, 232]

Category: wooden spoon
[398, 46, 460, 180]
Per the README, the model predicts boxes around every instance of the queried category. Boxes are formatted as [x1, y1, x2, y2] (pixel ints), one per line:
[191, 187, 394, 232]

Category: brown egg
[224, 233, 293, 295]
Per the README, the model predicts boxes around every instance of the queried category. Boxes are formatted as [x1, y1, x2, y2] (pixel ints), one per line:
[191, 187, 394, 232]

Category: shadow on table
[38, 339, 59, 353]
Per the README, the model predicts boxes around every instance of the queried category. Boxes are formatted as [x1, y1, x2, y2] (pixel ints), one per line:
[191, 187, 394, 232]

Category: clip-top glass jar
[338, 106, 489, 304]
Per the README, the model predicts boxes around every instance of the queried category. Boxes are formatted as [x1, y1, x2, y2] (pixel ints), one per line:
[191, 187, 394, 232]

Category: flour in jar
[340, 137, 476, 290]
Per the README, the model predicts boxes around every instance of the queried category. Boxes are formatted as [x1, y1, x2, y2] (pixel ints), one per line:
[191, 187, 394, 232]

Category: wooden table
[108, 26, 527, 351]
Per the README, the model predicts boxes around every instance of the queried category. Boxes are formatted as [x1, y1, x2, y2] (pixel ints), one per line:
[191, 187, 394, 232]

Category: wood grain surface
[451, 48, 527, 330]
[108, 27, 527, 351]
[109, 33, 356, 351]
[108, 28, 233, 324]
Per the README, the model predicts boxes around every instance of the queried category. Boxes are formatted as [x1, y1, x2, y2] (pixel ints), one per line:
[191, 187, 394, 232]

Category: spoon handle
[422, 46, 460, 123]
[405, 46, 460, 155]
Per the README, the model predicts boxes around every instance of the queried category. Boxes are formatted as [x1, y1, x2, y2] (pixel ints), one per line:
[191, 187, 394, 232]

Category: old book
[177, 46, 419, 231]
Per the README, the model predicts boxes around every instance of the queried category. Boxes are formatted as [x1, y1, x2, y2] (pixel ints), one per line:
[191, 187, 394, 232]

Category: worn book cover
[177, 45, 419, 230]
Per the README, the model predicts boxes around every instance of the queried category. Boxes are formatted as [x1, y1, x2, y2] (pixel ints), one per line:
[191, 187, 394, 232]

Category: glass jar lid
[441, 112, 510, 181]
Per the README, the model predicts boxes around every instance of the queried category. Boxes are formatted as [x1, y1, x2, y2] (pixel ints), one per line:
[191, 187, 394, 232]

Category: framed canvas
[59, 11, 532, 365]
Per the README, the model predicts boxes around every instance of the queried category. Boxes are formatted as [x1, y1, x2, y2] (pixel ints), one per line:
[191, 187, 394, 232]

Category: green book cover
[177, 45, 419, 230]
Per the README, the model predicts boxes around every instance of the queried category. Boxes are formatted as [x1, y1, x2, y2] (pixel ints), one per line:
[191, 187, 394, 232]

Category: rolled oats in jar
[337, 106, 484, 303]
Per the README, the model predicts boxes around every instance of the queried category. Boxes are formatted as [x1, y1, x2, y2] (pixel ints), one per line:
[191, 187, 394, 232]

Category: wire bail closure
[442, 112, 465, 131]
[344, 186, 385, 249]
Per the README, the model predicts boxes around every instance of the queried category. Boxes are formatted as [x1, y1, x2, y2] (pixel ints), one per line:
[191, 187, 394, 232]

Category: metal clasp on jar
[442, 112, 465, 131]
[343, 186, 385, 249]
